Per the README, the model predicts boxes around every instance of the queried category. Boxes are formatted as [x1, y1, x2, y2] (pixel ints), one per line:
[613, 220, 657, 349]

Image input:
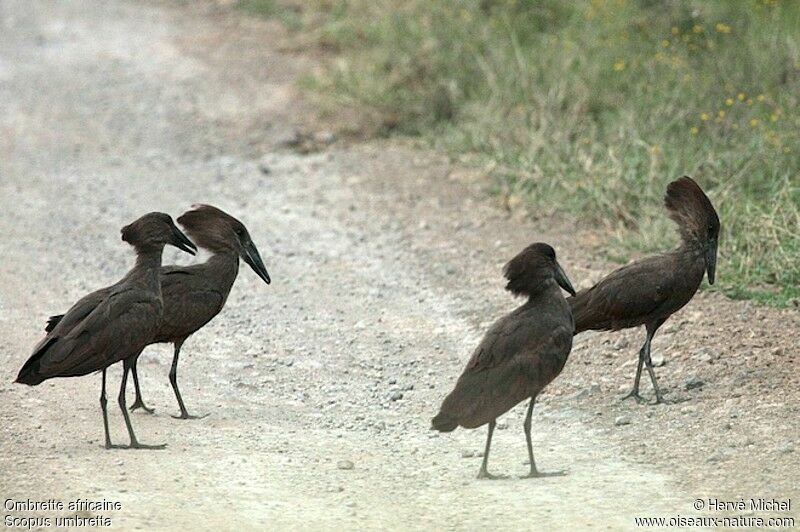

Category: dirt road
[1, 1, 797, 530]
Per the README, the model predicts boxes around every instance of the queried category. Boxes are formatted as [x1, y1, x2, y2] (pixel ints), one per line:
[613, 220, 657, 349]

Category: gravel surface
[0, 1, 797, 530]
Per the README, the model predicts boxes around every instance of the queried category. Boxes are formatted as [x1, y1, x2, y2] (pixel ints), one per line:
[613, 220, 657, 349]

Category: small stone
[496, 421, 508, 430]
[771, 347, 785, 356]
[680, 405, 696, 415]
[685, 376, 705, 390]
[693, 348, 714, 364]
[337, 460, 354, 470]
[314, 131, 336, 144]
[614, 415, 631, 426]
[258, 162, 271, 175]
[612, 338, 629, 351]
[650, 351, 665, 367]
[461, 450, 475, 458]
[390, 391, 403, 401]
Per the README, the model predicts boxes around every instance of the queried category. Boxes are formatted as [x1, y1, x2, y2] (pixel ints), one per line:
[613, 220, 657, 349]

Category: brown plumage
[568, 176, 720, 404]
[16, 212, 197, 449]
[48, 205, 271, 419]
[432, 243, 576, 479]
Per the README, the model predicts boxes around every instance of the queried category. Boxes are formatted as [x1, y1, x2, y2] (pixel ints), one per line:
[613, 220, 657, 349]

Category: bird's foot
[520, 469, 566, 479]
[104, 441, 166, 450]
[476, 469, 505, 480]
[621, 389, 647, 404]
[171, 411, 209, 420]
[652, 395, 687, 406]
[125, 442, 167, 450]
[129, 400, 155, 414]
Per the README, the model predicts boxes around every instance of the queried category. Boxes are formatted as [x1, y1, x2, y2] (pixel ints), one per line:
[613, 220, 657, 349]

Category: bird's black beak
[170, 225, 197, 255]
[554, 262, 576, 296]
[706, 238, 717, 285]
[242, 239, 271, 284]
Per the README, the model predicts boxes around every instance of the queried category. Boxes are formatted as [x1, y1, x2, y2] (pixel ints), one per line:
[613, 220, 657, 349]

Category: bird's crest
[503, 243, 556, 297]
[664, 176, 719, 244]
[177, 204, 245, 253]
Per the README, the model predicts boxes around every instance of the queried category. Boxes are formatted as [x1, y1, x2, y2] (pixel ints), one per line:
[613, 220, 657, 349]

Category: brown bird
[568, 176, 720, 404]
[124, 205, 269, 418]
[16, 212, 197, 449]
[432, 243, 576, 479]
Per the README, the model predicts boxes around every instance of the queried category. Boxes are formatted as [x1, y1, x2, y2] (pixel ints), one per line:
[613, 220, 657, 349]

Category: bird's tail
[431, 411, 458, 432]
[15, 337, 56, 386]
[567, 293, 591, 334]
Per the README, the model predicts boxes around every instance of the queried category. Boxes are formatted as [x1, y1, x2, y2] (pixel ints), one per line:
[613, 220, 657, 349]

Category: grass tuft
[248, 0, 800, 307]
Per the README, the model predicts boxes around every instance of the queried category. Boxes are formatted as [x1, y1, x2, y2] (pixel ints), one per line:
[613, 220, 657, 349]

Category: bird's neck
[676, 238, 705, 258]
[127, 248, 164, 292]
[204, 251, 240, 291]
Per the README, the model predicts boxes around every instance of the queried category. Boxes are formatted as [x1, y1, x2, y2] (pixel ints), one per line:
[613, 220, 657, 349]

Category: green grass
[244, 0, 800, 307]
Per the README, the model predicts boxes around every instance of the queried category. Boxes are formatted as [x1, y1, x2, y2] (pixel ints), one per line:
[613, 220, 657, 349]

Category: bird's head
[664, 176, 720, 284]
[177, 204, 270, 284]
[121, 212, 197, 256]
[503, 242, 575, 298]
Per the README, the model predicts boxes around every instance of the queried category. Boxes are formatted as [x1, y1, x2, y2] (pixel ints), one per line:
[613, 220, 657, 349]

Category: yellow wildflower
[738, 92, 746, 101]
[725, 98, 734, 106]
[671, 26, 680, 35]
[693, 24, 704, 34]
[716, 23, 731, 34]
[750, 118, 760, 127]
[661, 40, 670, 48]
[690, 126, 700, 135]
[700, 113, 711, 121]
[757, 94, 766, 102]
[613, 62, 626, 72]
[770, 113, 779, 122]
[718, 110, 726, 118]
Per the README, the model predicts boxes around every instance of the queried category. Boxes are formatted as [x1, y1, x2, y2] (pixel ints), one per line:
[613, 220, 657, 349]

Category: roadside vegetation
[242, 0, 800, 306]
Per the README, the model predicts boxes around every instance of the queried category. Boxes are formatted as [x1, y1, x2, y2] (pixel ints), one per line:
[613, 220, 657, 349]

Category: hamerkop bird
[16, 212, 197, 449]
[125, 204, 269, 419]
[432, 243, 576, 479]
[569, 176, 719, 404]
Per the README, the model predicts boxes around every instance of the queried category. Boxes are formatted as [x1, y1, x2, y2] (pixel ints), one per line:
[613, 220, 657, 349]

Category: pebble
[612, 338, 629, 351]
[684, 376, 705, 390]
[461, 450, 475, 458]
[693, 348, 714, 364]
[614, 415, 631, 426]
[390, 391, 403, 401]
[337, 460, 355, 470]
[650, 351, 665, 367]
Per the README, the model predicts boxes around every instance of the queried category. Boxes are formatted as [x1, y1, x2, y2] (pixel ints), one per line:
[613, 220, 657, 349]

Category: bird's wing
[32, 288, 160, 377]
[41, 287, 112, 335]
[569, 258, 672, 332]
[437, 311, 572, 428]
[157, 268, 225, 340]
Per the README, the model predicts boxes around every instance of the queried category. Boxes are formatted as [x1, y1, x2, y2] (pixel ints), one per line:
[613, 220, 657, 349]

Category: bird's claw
[520, 469, 566, 479]
[129, 401, 155, 414]
[476, 470, 505, 480]
[171, 412, 209, 420]
[621, 390, 647, 404]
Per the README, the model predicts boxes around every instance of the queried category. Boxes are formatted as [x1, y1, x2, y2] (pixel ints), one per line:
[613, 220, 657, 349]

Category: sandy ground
[0, 1, 797, 530]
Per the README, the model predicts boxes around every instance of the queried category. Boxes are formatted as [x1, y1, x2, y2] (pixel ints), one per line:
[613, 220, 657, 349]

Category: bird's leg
[643, 319, 668, 404]
[116, 359, 166, 450]
[100, 369, 113, 449]
[129, 357, 155, 414]
[477, 420, 500, 479]
[169, 340, 207, 420]
[621, 343, 647, 404]
[521, 399, 539, 478]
